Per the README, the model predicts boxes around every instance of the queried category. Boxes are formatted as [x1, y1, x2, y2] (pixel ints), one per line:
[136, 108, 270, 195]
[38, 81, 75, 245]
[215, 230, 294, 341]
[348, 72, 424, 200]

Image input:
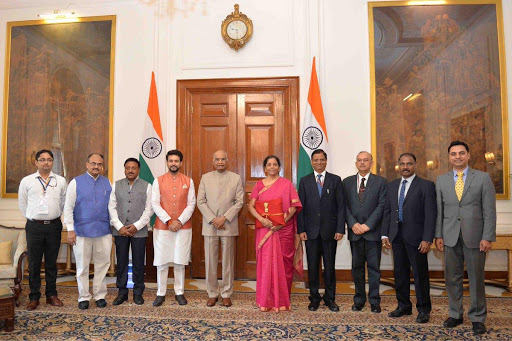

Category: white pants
[74, 234, 112, 302]
[157, 263, 185, 296]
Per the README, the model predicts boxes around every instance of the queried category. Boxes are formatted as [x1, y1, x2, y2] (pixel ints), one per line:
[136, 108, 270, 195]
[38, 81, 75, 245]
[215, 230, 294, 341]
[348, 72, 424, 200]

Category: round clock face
[227, 20, 247, 40]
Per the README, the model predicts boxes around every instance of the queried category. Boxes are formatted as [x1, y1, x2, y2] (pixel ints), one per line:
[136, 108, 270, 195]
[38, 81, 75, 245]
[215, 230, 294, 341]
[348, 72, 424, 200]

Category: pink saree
[250, 177, 303, 312]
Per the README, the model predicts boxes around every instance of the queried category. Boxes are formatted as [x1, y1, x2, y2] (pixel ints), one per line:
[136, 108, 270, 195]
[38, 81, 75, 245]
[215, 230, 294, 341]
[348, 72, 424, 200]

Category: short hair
[356, 151, 373, 160]
[124, 157, 140, 167]
[166, 149, 183, 162]
[398, 152, 417, 163]
[263, 155, 281, 168]
[88, 153, 104, 161]
[448, 140, 469, 153]
[35, 149, 53, 160]
[311, 149, 327, 160]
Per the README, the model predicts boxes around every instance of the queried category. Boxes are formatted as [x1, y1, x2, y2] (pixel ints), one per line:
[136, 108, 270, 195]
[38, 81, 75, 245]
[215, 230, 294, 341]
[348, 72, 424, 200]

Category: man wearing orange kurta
[151, 150, 196, 307]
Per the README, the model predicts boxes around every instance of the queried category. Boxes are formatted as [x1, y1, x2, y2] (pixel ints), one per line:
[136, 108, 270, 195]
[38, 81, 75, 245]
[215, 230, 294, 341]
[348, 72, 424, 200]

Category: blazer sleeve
[365, 178, 386, 231]
[344, 179, 357, 229]
[381, 184, 391, 238]
[481, 173, 497, 242]
[434, 177, 444, 239]
[335, 177, 346, 234]
[422, 180, 437, 243]
[297, 178, 306, 234]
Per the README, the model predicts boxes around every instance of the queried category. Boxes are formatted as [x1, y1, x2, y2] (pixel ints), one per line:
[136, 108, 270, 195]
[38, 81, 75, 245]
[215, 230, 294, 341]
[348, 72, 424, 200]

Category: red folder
[255, 198, 285, 228]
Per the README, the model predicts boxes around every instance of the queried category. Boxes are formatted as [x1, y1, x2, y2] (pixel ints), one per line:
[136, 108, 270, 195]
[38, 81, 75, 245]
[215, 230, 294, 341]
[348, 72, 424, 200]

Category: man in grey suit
[435, 140, 496, 335]
[344, 151, 386, 313]
[197, 150, 244, 308]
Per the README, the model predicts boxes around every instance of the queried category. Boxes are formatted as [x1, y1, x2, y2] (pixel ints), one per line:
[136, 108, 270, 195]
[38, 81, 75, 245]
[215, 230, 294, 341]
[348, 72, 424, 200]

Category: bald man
[197, 150, 244, 307]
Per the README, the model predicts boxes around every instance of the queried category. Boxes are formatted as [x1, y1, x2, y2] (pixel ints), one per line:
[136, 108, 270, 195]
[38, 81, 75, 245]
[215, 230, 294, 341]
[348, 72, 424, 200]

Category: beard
[169, 165, 180, 174]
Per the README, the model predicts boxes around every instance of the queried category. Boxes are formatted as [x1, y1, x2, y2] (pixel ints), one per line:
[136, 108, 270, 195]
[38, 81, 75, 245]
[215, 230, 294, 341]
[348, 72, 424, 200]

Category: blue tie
[398, 179, 407, 222]
[317, 174, 323, 196]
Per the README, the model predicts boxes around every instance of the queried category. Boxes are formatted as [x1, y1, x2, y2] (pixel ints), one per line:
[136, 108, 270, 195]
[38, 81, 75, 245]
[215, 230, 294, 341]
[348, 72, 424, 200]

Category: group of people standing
[18, 139, 495, 336]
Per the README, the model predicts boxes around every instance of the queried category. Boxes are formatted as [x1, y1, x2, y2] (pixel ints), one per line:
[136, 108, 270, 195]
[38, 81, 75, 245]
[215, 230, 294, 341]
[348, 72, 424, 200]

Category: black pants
[305, 237, 337, 304]
[114, 236, 147, 296]
[350, 238, 382, 305]
[25, 219, 62, 301]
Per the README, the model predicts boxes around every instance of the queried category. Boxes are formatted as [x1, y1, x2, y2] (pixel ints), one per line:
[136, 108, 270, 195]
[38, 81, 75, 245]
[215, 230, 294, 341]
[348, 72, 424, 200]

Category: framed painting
[2, 16, 116, 197]
[369, 1, 509, 199]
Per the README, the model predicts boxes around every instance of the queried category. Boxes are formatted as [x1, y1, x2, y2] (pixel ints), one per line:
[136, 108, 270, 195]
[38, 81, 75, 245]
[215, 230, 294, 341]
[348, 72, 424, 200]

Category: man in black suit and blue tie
[298, 149, 345, 312]
[344, 151, 387, 313]
[382, 153, 436, 324]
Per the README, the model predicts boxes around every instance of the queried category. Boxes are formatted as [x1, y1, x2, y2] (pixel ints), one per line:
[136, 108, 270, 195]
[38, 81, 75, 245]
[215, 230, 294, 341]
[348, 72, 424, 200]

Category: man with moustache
[382, 153, 436, 323]
[64, 153, 112, 310]
[19, 149, 67, 310]
[197, 150, 244, 307]
[298, 149, 345, 312]
[435, 141, 496, 335]
[151, 150, 196, 307]
[108, 158, 153, 306]
[344, 151, 387, 313]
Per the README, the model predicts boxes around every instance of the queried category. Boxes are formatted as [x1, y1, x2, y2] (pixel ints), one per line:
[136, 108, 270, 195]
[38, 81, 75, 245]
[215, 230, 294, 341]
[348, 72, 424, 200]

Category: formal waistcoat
[112, 178, 149, 238]
[154, 172, 192, 230]
[74, 174, 112, 237]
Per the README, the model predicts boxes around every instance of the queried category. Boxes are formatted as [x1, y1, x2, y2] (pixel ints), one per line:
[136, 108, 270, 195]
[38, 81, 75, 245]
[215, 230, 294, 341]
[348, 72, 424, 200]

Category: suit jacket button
[458, 218, 460, 221]
[318, 214, 321, 216]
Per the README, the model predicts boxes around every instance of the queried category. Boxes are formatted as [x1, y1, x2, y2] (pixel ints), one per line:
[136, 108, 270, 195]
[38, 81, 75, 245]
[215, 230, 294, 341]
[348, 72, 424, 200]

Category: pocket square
[182, 184, 188, 189]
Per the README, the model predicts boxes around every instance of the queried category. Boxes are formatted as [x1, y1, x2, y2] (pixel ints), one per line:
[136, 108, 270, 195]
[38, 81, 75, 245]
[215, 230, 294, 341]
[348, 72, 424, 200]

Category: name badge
[37, 194, 49, 214]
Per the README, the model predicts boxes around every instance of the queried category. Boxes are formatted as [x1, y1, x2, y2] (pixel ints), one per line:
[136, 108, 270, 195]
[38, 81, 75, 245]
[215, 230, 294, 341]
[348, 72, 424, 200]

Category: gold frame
[368, 0, 509, 199]
[221, 4, 253, 51]
[2, 15, 116, 198]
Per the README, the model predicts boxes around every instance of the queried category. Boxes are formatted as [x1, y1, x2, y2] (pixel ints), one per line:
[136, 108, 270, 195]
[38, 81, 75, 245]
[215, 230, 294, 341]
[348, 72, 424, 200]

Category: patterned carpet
[1, 285, 512, 340]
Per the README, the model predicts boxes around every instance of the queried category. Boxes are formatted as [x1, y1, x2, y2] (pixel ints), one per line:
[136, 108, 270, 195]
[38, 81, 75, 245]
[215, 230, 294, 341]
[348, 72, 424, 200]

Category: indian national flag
[298, 57, 329, 186]
[139, 71, 165, 191]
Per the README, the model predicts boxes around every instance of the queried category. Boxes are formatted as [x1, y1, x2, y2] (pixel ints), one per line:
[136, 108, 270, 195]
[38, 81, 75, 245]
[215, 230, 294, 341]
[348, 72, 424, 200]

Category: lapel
[391, 179, 400, 208]
[444, 171, 459, 202]
[309, 173, 322, 199]
[403, 176, 419, 204]
[360, 173, 374, 203]
[320, 172, 330, 199]
[461, 168, 475, 202]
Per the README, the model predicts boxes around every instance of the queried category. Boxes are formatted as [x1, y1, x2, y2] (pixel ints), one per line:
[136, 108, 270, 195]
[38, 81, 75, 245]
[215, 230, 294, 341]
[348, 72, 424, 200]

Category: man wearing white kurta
[152, 149, 196, 306]
[64, 153, 112, 310]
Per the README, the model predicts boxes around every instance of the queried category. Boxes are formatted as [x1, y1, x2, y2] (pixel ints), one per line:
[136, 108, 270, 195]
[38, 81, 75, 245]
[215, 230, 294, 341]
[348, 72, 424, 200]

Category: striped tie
[317, 174, 323, 196]
[455, 172, 464, 201]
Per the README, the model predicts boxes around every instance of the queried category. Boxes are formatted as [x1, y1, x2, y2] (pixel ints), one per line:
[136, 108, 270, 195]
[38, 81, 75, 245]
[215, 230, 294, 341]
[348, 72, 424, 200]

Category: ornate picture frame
[2, 16, 116, 197]
[369, 1, 509, 199]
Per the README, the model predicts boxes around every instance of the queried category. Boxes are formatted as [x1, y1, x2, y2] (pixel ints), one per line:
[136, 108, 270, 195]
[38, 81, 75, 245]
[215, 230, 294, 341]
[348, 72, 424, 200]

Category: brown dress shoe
[207, 297, 218, 307]
[46, 296, 64, 307]
[26, 300, 39, 311]
[222, 298, 232, 307]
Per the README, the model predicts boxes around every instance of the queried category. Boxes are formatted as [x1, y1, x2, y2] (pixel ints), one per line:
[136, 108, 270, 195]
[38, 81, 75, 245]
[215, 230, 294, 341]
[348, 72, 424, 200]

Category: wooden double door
[177, 77, 299, 280]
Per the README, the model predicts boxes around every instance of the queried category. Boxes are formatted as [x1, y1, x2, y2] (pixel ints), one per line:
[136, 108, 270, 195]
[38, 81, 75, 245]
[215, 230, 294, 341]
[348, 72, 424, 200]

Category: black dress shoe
[308, 301, 320, 311]
[175, 294, 188, 305]
[325, 301, 339, 312]
[388, 307, 412, 318]
[416, 312, 430, 323]
[113, 295, 128, 306]
[371, 304, 381, 313]
[133, 295, 144, 305]
[351, 304, 364, 311]
[78, 301, 89, 310]
[153, 295, 165, 307]
[443, 317, 463, 328]
[472, 322, 486, 335]
[96, 299, 107, 308]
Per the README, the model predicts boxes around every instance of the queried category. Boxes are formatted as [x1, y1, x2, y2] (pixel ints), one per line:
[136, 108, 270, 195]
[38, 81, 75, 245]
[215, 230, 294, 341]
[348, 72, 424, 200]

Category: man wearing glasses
[19, 149, 67, 311]
[64, 153, 112, 310]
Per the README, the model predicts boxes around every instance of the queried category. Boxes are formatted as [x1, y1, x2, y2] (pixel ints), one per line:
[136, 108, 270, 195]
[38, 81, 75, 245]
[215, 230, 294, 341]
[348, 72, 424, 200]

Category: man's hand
[334, 233, 343, 241]
[360, 224, 371, 234]
[212, 216, 227, 230]
[352, 223, 362, 235]
[418, 241, 431, 254]
[126, 224, 137, 236]
[67, 230, 76, 245]
[119, 226, 130, 237]
[382, 237, 391, 249]
[480, 240, 492, 252]
[299, 232, 308, 241]
[435, 238, 444, 252]
[168, 220, 182, 232]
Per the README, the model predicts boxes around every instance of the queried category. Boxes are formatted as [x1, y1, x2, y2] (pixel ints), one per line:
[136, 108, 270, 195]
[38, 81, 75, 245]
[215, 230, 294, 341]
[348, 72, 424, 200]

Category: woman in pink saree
[248, 155, 303, 312]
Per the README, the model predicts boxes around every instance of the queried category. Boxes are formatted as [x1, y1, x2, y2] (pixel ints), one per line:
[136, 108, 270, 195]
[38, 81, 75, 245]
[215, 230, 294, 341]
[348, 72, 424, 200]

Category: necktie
[317, 174, 323, 196]
[358, 177, 365, 202]
[398, 179, 407, 222]
[455, 172, 464, 201]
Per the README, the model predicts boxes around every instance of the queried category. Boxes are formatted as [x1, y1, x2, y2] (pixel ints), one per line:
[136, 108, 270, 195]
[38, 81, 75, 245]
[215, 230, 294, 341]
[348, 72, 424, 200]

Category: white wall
[0, 0, 510, 270]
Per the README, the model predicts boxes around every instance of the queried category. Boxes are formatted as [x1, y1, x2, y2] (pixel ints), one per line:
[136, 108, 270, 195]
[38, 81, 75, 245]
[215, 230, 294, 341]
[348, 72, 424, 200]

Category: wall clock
[221, 4, 253, 51]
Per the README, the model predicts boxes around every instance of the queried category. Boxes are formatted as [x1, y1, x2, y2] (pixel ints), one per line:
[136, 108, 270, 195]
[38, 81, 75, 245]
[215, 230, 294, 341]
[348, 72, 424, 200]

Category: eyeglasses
[88, 162, 104, 167]
[37, 158, 53, 163]
[214, 158, 227, 162]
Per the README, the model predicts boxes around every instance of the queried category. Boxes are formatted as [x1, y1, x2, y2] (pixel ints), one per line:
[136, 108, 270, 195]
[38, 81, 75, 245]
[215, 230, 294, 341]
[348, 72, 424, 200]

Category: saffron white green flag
[139, 72, 165, 222]
[298, 57, 329, 187]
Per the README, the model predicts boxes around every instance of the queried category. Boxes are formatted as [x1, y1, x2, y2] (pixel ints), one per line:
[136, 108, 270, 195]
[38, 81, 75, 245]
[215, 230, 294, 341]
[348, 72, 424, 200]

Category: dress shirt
[452, 167, 468, 184]
[18, 171, 67, 220]
[357, 173, 370, 193]
[108, 178, 154, 231]
[314, 170, 327, 184]
[151, 176, 196, 225]
[64, 172, 111, 231]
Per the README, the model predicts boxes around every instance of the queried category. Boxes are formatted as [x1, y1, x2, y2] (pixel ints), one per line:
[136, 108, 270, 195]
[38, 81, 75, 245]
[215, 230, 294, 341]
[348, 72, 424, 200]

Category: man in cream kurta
[197, 150, 244, 307]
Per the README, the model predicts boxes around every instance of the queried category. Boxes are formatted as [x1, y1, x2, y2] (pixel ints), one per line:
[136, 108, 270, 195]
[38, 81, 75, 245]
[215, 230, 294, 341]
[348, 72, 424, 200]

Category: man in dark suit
[298, 149, 345, 312]
[382, 153, 436, 324]
[344, 151, 386, 313]
[435, 141, 496, 335]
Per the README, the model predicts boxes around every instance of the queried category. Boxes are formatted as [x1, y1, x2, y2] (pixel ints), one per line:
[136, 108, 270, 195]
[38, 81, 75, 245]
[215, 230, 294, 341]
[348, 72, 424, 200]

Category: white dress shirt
[108, 178, 154, 231]
[151, 176, 196, 225]
[18, 171, 67, 220]
[314, 170, 327, 184]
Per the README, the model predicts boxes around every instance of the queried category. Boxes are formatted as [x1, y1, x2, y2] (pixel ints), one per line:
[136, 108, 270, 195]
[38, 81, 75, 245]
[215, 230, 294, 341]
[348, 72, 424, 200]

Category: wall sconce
[426, 156, 439, 171]
[485, 152, 496, 165]
[38, 10, 77, 22]
[394, 165, 399, 172]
